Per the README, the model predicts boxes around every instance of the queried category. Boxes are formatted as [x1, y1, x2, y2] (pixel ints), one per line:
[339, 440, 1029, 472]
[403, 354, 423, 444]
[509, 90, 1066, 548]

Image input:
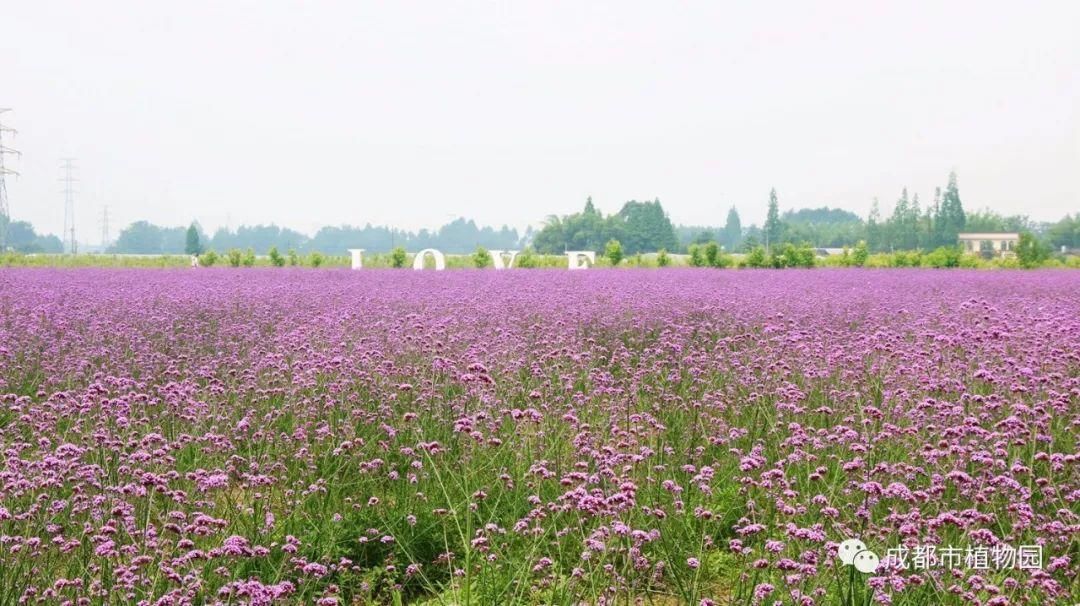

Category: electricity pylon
[0, 108, 20, 250]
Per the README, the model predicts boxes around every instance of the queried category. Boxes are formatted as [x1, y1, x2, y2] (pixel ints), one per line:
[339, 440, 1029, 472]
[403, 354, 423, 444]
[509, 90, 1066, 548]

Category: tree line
[118, 218, 525, 256]
[0, 220, 64, 253]
[3, 170, 1078, 256]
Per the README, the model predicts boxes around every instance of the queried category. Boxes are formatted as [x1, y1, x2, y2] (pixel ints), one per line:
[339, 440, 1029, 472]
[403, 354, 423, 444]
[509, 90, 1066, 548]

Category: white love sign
[344, 248, 600, 270]
[489, 250, 520, 270]
[412, 248, 446, 271]
[566, 251, 595, 270]
[347, 249, 365, 270]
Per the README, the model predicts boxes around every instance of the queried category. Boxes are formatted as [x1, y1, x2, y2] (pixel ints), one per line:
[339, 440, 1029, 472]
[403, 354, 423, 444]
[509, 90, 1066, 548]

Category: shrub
[891, 250, 921, 268]
[923, 246, 962, 268]
[657, 249, 670, 267]
[390, 246, 408, 269]
[472, 246, 492, 269]
[288, 248, 300, 266]
[225, 248, 243, 268]
[688, 244, 705, 267]
[241, 248, 257, 267]
[958, 253, 982, 268]
[703, 242, 720, 267]
[793, 243, 815, 268]
[604, 239, 623, 267]
[771, 243, 795, 268]
[743, 246, 768, 268]
[865, 253, 892, 268]
[199, 250, 219, 267]
[308, 252, 324, 268]
[852, 241, 869, 267]
[516, 247, 539, 268]
[268, 246, 285, 267]
[770, 243, 814, 268]
[708, 244, 734, 269]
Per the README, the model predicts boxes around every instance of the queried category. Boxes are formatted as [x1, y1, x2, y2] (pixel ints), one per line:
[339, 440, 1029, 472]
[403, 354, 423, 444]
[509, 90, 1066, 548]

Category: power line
[0, 108, 20, 251]
[60, 158, 78, 254]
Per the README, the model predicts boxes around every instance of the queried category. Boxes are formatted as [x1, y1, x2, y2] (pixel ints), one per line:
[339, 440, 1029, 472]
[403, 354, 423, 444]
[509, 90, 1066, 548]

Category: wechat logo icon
[838, 538, 880, 574]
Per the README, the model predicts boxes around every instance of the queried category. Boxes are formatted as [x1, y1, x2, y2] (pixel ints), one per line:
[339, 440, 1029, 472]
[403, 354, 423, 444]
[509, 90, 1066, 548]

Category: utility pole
[101, 205, 109, 250]
[0, 108, 20, 251]
[60, 158, 78, 254]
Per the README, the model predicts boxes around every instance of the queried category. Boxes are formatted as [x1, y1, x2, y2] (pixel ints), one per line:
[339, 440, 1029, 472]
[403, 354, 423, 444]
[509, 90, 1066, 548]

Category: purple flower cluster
[0, 268, 1076, 605]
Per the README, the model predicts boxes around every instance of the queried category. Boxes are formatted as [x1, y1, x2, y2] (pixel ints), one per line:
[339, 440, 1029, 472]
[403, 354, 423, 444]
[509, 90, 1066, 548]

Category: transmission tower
[101, 205, 109, 249]
[0, 108, 20, 251]
[60, 158, 78, 254]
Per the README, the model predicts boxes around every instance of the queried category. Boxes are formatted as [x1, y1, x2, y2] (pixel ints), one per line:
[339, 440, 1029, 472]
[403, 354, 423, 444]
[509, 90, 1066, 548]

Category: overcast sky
[4, 1, 1077, 242]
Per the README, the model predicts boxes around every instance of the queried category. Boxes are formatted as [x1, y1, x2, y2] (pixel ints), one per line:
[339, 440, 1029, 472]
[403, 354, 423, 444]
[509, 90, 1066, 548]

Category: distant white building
[958, 232, 1019, 257]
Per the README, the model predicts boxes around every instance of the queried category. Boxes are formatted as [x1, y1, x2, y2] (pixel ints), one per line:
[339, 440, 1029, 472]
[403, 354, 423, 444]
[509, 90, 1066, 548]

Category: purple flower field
[0, 269, 1077, 605]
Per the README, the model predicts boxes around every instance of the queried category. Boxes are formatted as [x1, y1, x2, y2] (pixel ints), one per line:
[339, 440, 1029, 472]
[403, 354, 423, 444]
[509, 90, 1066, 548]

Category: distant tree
[917, 197, 935, 250]
[936, 171, 966, 246]
[866, 198, 883, 251]
[764, 189, 783, 252]
[114, 221, 166, 254]
[559, 198, 612, 252]
[722, 207, 742, 250]
[5, 221, 63, 253]
[965, 208, 1032, 233]
[740, 230, 761, 252]
[910, 193, 922, 248]
[472, 246, 492, 268]
[5, 221, 34, 250]
[268, 246, 285, 267]
[781, 206, 863, 248]
[692, 230, 715, 246]
[534, 197, 676, 255]
[532, 216, 566, 255]
[1016, 232, 1049, 268]
[184, 223, 202, 255]
[604, 239, 623, 266]
[390, 246, 407, 268]
[613, 199, 678, 253]
[1046, 214, 1079, 251]
[929, 187, 943, 247]
[39, 235, 64, 252]
[888, 188, 919, 250]
[782, 207, 862, 225]
[656, 248, 670, 267]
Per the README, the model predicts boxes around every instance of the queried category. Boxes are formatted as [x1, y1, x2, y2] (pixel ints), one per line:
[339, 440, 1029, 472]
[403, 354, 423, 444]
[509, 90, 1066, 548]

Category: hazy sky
[4, 1, 1078, 242]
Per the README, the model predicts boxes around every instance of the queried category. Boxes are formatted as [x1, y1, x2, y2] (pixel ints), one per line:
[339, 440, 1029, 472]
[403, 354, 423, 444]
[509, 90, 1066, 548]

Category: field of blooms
[0, 268, 1076, 606]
